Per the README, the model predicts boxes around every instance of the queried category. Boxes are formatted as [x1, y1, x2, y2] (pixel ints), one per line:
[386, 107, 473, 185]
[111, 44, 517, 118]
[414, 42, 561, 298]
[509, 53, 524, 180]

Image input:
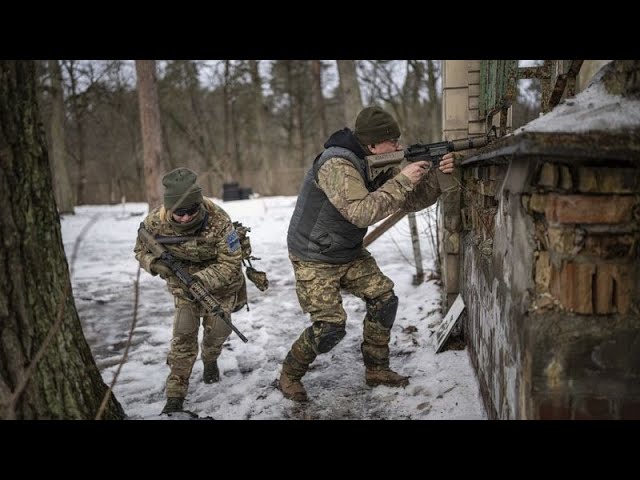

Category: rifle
[138, 226, 249, 343]
[365, 134, 492, 180]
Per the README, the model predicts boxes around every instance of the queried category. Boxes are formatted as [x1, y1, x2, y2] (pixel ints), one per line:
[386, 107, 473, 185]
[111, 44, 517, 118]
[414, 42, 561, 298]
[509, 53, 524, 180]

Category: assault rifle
[138, 226, 248, 343]
[365, 134, 493, 180]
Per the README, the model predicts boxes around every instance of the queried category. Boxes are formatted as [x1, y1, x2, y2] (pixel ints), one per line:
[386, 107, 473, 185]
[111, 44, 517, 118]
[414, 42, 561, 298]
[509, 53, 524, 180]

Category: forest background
[38, 60, 540, 208]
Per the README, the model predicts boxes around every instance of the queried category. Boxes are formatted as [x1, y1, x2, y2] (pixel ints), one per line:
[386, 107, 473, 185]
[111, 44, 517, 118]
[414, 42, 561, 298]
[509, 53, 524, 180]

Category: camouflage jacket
[134, 197, 244, 301]
[317, 158, 442, 228]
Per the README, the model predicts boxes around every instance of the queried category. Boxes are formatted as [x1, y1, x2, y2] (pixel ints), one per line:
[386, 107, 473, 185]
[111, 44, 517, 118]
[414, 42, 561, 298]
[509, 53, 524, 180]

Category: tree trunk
[47, 60, 75, 214]
[293, 61, 306, 166]
[135, 60, 164, 209]
[311, 60, 328, 149]
[222, 60, 233, 182]
[426, 60, 441, 142]
[336, 60, 363, 127]
[65, 61, 88, 205]
[0, 60, 125, 420]
[248, 60, 268, 189]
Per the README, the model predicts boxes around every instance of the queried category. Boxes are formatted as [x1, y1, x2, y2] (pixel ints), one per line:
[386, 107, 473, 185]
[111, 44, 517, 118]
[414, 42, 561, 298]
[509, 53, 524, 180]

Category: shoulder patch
[226, 229, 241, 252]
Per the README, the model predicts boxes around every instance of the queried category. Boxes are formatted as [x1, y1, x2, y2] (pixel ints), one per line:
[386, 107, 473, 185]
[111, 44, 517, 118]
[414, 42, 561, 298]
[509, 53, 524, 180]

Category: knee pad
[203, 314, 233, 338]
[174, 306, 199, 335]
[367, 293, 398, 329]
[307, 322, 346, 354]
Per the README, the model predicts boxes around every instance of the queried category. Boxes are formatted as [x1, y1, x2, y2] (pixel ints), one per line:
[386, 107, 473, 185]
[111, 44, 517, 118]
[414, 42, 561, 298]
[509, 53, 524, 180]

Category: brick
[577, 167, 597, 192]
[445, 253, 460, 292]
[468, 71, 480, 85]
[547, 226, 576, 255]
[544, 194, 636, 224]
[468, 120, 486, 135]
[468, 96, 479, 110]
[535, 251, 551, 291]
[444, 232, 460, 254]
[577, 167, 639, 193]
[444, 211, 461, 232]
[529, 193, 548, 213]
[559, 165, 573, 190]
[468, 84, 480, 96]
[538, 163, 558, 188]
[478, 180, 497, 197]
[596, 263, 632, 314]
[550, 261, 596, 314]
[468, 108, 480, 122]
[595, 265, 615, 314]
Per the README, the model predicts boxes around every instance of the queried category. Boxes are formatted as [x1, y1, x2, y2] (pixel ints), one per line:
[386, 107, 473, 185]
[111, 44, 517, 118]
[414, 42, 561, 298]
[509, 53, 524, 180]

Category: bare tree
[248, 60, 270, 190]
[311, 60, 328, 150]
[336, 60, 363, 126]
[135, 60, 164, 209]
[0, 60, 125, 419]
[63, 60, 89, 205]
[46, 60, 75, 214]
[425, 60, 442, 142]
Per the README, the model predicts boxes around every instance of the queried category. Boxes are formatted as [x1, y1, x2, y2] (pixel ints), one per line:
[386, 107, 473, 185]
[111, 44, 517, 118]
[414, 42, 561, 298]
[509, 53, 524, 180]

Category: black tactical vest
[287, 146, 370, 264]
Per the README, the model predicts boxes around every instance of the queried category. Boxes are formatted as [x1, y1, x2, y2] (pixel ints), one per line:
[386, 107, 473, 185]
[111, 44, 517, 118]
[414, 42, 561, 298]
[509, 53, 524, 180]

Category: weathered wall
[441, 60, 511, 310]
[460, 132, 640, 419]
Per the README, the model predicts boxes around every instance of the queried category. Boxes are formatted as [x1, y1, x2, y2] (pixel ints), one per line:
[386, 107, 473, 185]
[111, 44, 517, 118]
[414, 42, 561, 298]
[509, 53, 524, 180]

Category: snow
[515, 66, 640, 134]
[60, 196, 486, 420]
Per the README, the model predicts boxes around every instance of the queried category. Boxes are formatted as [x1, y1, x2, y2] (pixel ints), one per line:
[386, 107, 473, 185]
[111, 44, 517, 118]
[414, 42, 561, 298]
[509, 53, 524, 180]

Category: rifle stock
[365, 135, 491, 180]
[138, 226, 249, 343]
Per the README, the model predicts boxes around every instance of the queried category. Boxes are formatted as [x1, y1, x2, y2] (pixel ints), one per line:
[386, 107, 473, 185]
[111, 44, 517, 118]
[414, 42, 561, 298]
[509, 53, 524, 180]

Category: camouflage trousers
[282, 250, 396, 380]
[166, 295, 233, 398]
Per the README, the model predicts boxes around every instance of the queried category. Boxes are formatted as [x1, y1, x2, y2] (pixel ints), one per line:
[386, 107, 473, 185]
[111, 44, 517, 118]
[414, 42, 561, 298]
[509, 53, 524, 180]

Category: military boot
[278, 371, 309, 402]
[365, 367, 410, 388]
[361, 315, 408, 387]
[278, 327, 317, 402]
[203, 361, 219, 384]
[161, 397, 185, 415]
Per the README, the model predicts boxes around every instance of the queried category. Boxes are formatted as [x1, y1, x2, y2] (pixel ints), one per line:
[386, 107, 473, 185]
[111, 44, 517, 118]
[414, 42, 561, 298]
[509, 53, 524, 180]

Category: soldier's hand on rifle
[151, 259, 173, 279]
[439, 153, 456, 174]
[401, 161, 429, 185]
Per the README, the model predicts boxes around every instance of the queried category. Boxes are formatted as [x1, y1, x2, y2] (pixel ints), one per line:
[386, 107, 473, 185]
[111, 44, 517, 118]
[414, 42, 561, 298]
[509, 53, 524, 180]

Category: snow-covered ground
[61, 196, 486, 420]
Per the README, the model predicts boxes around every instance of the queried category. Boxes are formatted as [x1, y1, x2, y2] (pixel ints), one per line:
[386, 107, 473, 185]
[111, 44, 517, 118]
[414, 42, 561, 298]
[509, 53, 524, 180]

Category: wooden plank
[435, 294, 466, 353]
[363, 210, 407, 247]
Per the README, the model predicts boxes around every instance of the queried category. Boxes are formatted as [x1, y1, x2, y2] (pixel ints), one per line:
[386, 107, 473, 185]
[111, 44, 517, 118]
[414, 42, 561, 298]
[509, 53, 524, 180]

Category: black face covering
[168, 205, 206, 234]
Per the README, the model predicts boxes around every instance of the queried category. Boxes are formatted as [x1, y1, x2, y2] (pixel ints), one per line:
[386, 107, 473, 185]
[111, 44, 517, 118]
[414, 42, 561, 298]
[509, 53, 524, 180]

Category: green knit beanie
[354, 106, 401, 145]
[162, 167, 203, 209]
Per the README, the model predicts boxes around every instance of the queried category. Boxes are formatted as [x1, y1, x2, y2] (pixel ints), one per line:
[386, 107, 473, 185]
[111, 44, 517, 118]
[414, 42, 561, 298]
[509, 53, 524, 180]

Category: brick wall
[460, 133, 640, 419]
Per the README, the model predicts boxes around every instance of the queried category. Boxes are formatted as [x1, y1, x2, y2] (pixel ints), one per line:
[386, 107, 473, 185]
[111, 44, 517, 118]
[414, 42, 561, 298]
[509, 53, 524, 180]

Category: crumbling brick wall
[459, 132, 640, 419]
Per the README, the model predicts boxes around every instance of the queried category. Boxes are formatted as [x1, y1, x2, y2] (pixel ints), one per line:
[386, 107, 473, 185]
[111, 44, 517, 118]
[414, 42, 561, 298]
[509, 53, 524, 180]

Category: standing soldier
[279, 106, 457, 402]
[134, 167, 246, 415]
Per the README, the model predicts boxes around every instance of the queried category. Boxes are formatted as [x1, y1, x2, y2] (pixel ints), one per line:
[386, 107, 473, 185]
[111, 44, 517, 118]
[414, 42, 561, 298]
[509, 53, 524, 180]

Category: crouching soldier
[134, 167, 246, 415]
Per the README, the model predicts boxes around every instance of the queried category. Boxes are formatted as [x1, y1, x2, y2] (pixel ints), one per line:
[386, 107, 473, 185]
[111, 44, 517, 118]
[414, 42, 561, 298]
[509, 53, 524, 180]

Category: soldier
[134, 167, 246, 415]
[279, 106, 457, 402]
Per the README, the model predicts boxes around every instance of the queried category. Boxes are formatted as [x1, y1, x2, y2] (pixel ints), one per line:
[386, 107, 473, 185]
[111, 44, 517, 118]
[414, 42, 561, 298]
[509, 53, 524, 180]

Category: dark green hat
[162, 167, 203, 209]
[354, 106, 401, 145]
